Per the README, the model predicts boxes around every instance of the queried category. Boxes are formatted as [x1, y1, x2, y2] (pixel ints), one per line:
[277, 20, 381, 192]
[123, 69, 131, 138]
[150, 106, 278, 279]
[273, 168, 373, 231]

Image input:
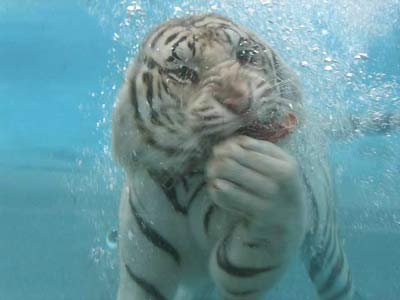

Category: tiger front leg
[117, 186, 181, 300]
[206, 135, 307, 299]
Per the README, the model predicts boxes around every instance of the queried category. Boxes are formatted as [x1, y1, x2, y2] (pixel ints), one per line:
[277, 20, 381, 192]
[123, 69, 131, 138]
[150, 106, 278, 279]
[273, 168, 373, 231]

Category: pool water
[0, 0, 399, 299]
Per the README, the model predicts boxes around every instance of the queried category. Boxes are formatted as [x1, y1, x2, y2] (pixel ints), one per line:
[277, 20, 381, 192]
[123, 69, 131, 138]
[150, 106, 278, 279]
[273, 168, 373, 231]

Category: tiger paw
[206, 135, 306, 237]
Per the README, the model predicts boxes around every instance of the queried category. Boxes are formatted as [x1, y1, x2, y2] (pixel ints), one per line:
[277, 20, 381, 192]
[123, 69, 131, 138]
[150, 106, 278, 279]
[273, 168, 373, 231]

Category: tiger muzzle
[203, 61, 254, 115]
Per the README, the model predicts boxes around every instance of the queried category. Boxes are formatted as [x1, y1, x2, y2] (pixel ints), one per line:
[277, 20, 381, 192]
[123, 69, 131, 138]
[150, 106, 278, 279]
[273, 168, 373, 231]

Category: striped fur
[113, 14, 357, 300]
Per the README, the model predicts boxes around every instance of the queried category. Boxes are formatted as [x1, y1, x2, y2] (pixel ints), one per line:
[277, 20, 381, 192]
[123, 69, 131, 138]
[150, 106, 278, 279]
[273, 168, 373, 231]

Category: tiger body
[112, 14, 357, 300]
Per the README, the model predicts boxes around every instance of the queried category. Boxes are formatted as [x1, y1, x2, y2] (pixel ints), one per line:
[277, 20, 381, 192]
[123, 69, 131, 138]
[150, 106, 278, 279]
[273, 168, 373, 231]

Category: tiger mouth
[239, 113, 298, 143]
[239, 123, 285, 142]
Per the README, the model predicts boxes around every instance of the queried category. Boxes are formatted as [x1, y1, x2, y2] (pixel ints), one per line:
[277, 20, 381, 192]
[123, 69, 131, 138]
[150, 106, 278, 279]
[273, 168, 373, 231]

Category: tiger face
[113, 14, 303, 175]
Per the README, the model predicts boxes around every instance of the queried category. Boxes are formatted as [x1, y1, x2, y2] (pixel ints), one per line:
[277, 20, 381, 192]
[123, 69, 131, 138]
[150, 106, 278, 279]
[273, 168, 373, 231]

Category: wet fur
[113, 14, 357, 300]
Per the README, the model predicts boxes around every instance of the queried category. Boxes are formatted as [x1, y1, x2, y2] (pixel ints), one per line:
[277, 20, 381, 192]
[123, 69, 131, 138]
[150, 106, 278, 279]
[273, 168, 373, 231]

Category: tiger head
[113, 14, 303, 176]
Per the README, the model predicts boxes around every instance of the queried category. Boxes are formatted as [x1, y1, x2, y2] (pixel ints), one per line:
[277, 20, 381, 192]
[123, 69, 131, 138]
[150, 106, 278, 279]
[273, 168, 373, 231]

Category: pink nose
[223, 96, 251, 114]
[209, 62, 252, 114]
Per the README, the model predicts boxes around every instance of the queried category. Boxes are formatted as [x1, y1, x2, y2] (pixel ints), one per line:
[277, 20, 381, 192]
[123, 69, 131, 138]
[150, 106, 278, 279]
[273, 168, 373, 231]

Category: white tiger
[112, 14, 359, 300]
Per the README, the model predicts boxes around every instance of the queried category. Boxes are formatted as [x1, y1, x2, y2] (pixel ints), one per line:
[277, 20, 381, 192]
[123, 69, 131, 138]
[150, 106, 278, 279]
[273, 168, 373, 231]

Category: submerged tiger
[112, 14, 359, 300]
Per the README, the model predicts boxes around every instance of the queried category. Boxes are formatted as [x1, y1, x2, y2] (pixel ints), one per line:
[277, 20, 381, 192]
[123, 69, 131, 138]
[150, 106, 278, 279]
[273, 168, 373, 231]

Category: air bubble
[127, 3, 142, 12]
[393, 215, 400, 225]
[354, 53, 369, 60]
[301, 61, 309, 67]
[106, 229, 118, 249]
[324, 65, 333, 71]
[90, 247, 105, 264]
[247, 7, 255, 15]
[174, 6, 183, 14]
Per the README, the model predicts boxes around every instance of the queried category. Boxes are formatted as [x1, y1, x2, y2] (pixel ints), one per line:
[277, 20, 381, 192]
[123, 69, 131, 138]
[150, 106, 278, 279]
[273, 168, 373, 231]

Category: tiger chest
[129, 169, 239, 269]
[172, 175, 240, 253]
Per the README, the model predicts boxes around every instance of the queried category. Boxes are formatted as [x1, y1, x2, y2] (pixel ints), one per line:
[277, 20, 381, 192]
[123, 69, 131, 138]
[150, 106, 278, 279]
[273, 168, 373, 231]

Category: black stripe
[146, 57, 157, 69]
[191, 14, 212, 27]
[150, 26, 170, 48]
[301, 170, 320, 231]
[217, 234, 278, 277]
[142, 72, 162, 126]
[142, 72, 154, 107]
[135, 119, 178, 155]
[165, 32, 180, 45]
[187, 41, 195, 49]
[308, 224, 334, 280]
[128, 190, 181, 265]
[155, 81, 178, 128]
[161, 81, 171, 96]
[160, 79, 180, 104]
[243, 238, 271, 249]
[222, 30, 232, 44]
[205, 114, 223, 121]
[143, 59, 174, 128]
[134, 113, 178, 154]
[187, 40, 196, 57]
[203, 204, 215, 235]
[128, 78, 141, 120]
[325, 232, 338, 270]
[149, 173, 205, 215]
[124, 264, 168, 300]
[162, 112, 176, 126]
[225, 288, 259, 297]
[157, 80, 163, 100]
[182, 177, 189, 192]
[193, 105, 214, 113]
[143, 133, 178, 154]
[325, 269, 353, 300]
[160, 177, 187, 214]
[129, 77, 179, 155]
[318, 251, 345, 294]
[187, 181, 206, 210]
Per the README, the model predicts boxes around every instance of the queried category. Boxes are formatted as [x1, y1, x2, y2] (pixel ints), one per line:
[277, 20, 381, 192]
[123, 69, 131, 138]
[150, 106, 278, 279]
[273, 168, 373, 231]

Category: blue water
[0, 1, 399, 299]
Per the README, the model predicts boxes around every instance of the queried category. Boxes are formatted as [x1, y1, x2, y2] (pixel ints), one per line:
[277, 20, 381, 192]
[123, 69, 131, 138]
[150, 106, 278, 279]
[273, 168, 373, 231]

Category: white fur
[114, 14, 356, 300]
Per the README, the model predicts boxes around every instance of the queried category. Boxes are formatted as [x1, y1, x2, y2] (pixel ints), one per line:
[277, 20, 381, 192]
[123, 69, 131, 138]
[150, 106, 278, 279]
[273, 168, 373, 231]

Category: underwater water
[0, 0, 399, 299]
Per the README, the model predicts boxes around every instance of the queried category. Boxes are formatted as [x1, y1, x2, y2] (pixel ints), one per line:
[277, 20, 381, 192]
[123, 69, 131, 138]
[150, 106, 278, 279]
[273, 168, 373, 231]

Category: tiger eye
[181, 66, 199, 82]
[237, 48, 259, 65]
[167, 66, 199, 84]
